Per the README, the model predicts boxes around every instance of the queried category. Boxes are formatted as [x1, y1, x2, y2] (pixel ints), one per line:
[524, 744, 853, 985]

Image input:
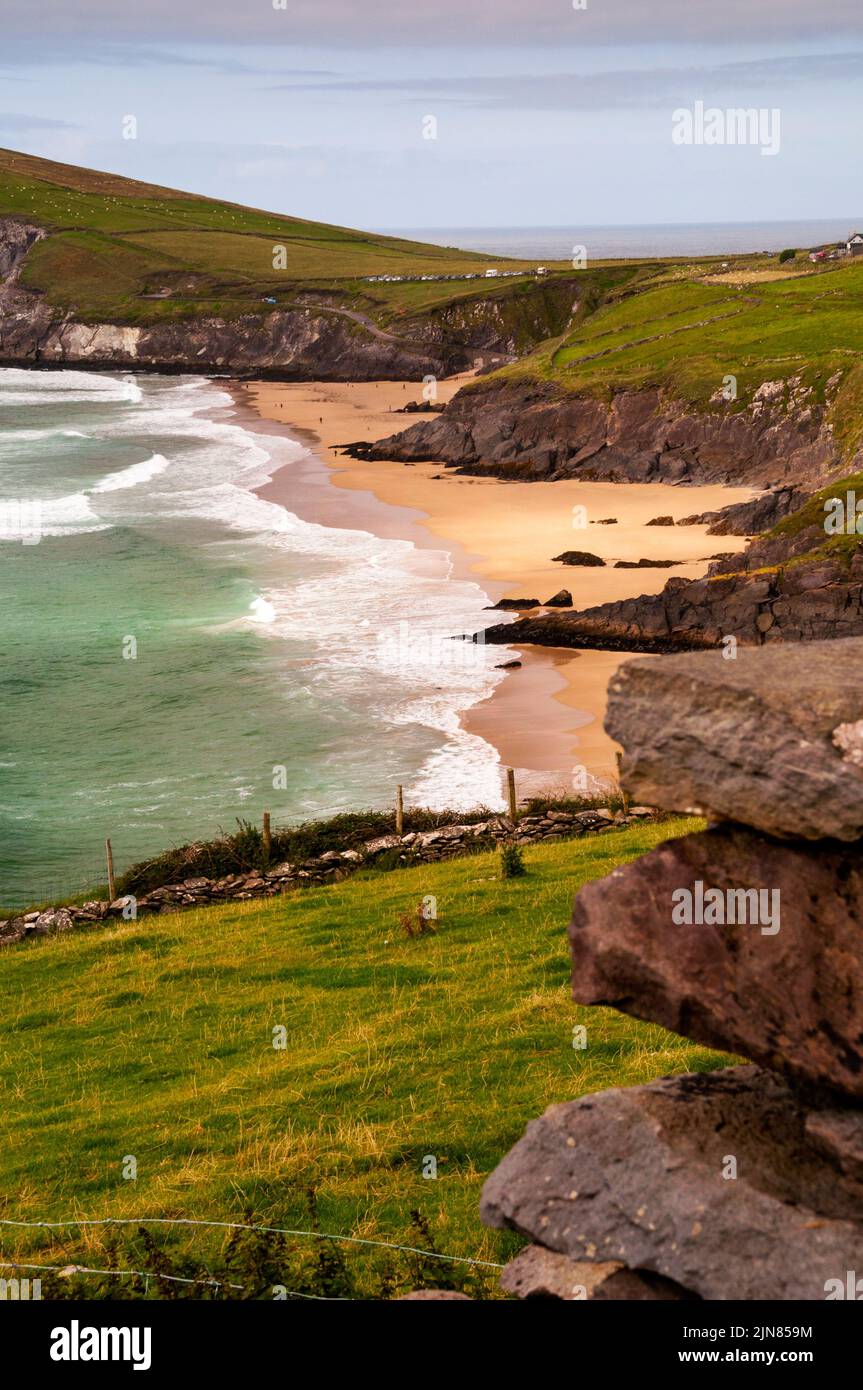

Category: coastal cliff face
[0, 215, 580, 380]
[337, 363, 861, 653]
[481, 551, 863, 653]
[349, 374, 841, 490]
[0, 218, 45, 281]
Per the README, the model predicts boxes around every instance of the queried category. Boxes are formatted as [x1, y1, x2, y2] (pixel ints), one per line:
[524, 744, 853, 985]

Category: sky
[0, 0, 861, 231]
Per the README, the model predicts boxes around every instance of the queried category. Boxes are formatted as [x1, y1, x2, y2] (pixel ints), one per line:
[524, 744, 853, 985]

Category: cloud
[1, 0, 862, 48]
[0, 40, 337, 77]
[270, 51, 863, 111]
[0, 112, 78, 131]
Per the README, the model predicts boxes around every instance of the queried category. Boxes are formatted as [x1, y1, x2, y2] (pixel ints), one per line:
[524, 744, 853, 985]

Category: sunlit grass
[0, 817, 732, 1297]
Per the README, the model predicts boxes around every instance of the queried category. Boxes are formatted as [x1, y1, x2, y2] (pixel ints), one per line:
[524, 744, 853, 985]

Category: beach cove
[240, 377, 755, 792]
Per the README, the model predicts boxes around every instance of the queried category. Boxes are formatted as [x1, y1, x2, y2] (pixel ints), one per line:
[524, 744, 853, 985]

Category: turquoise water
[0, 370, 507, 907]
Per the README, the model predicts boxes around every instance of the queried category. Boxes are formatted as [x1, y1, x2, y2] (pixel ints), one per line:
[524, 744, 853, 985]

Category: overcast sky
[1, 1, 861, 230]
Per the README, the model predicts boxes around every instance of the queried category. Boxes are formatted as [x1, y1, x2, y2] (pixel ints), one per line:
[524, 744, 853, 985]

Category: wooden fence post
[395, 785, 404, 837]
[507, 768, 518, 822]
[262, 810, 272, 864]
[105, 837, 116, 901]
[615, 752, 629, 816]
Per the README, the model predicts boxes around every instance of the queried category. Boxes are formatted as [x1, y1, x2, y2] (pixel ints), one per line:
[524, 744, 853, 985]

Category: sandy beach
[238, 377, 756, 790]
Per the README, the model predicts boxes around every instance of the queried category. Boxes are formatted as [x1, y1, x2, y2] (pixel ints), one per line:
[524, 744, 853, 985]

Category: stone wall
[481, 635, 863, 1300]
[0, 803, 655, 948]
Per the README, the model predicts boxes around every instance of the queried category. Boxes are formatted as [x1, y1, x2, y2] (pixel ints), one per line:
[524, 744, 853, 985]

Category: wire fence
[0, 1215, 503, 1301]
[0, 1260, 345, 1299]
[0, 1215, 504, 1270]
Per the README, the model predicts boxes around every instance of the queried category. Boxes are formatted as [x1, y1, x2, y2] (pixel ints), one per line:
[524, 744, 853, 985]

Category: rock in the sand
[495, 659, 522, 669]
[646, 515, 675, 526]
[499, 1245, 691, 1301]
[543, 589, 572, 608]
[569, 822, 863, 1096]
[613, 558, 679, 569]
[481, 1065, 863, 1300]
[591, 518, 618, 525]
[551, 550, 606, 567]
[607, 637, 863, 840]
[488, 597, 540, 610]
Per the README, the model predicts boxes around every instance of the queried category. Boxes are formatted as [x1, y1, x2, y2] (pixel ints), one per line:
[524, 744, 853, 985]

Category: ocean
[0, 370, 508, 907]
[386, 219, 860, 261]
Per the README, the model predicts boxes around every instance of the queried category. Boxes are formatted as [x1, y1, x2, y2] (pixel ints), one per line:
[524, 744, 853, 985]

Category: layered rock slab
[499, 1245, 692, 1300]
[481, 1066, 863, 1300]
[569, 823, 863, 1097]
[606, 637, 863, 840]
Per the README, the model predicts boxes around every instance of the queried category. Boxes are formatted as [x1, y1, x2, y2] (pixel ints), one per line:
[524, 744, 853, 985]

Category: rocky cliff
[478, 473, 863, 652]
[346, 373, 843, 489]
[0, 215, 580, 380]
[480, 547, 863, 653]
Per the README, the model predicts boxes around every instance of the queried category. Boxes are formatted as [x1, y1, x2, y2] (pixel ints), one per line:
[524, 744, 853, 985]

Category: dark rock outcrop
[605, 638, 863, 840]
[479, 549, 863, 653]
[570, 822, 863, 1096]
[679, 485, 808, 536]
[482, 1066, 863, 1301]
[350, 376, 843, 490]
[0, 217, 45, 281]
[543, 589, 572, 608]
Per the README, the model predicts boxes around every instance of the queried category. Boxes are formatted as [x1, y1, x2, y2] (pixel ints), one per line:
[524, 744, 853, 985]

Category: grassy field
[0, 146, 569, 328]
[484, 249, 863, 421]
[0, 818, 729, 1300]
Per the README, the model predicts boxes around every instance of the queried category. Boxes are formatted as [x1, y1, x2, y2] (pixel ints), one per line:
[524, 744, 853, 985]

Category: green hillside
[0, 147, 569, 328]
[487, 249, 863, 415]
[0, 820, 727, 1300]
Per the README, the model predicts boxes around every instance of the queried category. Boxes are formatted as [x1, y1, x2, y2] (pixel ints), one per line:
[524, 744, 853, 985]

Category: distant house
[846, 233, 863, 256]
[484, 268, 500, 277]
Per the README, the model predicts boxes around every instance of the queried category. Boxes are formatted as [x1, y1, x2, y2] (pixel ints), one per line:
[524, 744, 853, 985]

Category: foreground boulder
[481, 1066, 863, 1300]
[569, 823, 863, 1097]
[499, 1245, 692, 1300]
[607, 637, 863, 840]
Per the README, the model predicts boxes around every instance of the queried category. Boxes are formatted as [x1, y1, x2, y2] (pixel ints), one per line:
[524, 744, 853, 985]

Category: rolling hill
[0, 148, 593, 376]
